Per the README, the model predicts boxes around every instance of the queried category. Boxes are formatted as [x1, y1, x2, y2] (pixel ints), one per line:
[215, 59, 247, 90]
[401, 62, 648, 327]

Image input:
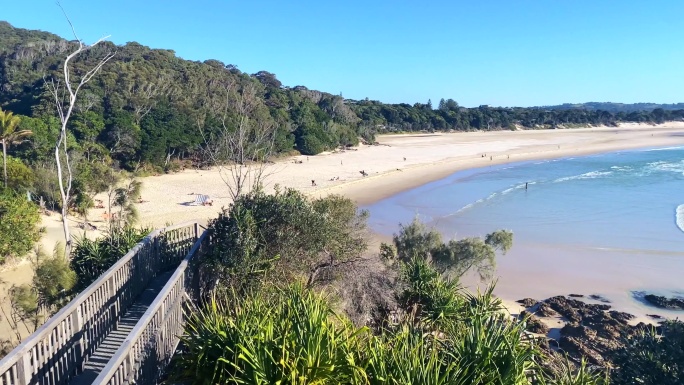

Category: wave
[642, 146, 684, 152]
[501, 181, 537, 195]
[647, 160, 684, 176]
[677, 204, 684, 234]
[610, 165, 632, 172]
[553, 171, 612, 183]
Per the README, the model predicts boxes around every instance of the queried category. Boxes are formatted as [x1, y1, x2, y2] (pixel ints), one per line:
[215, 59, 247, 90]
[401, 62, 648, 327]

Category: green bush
[4, 156, 34, 191]
[392, 217, 513, 280]
[0, 191, 41, 263]
[176, 280, 547, 385]
[611, 320, 684, 385]
[70, 226, 150, 290]
[207, 187, 368, 292]
[176, 284, 368, 384]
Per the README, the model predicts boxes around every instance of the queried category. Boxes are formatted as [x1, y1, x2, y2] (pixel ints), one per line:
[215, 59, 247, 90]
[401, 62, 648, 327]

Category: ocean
[364, 146, 684, 314]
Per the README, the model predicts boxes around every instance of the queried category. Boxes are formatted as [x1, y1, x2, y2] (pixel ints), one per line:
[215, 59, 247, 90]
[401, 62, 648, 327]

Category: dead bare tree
[46, 4, 115, 254]
[201, 81, 279, 200]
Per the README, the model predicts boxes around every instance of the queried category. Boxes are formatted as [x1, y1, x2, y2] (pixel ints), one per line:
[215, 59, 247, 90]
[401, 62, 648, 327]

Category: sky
[2, 1, 684, 107]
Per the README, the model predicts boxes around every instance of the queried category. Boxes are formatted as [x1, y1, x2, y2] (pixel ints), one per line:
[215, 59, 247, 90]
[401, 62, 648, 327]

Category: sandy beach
[2, 122, 684, 338]
[98, 122, 684, 232]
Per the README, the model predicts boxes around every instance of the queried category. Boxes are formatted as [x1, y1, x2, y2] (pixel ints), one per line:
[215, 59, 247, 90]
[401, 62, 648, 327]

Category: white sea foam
[647, 160, 684, 176]
[610, 165, 632, 172]
[642, 146, 684, 152]
[553, 171, 612, 183]
[501, 181, 536, 194]
[676, 204, 684, 233]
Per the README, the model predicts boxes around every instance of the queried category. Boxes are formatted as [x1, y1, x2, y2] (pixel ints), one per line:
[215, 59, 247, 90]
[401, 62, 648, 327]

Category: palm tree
[0, 107, 32, 188]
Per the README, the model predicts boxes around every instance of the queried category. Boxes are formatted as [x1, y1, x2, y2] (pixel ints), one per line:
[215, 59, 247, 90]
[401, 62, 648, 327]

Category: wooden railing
[0, 222, 200, 385]
[93, 227, 210, 384]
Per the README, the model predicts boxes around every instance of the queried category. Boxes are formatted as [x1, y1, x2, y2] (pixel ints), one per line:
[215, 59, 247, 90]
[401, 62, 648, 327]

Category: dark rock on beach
[526, 294, 651, 372]
[568, 294, 584, 298]
[537, 302, 559, 317]
[643, 294, 684, 310]
[588, 294, 611, 303]
[517, 298, 538, 307]
[521, 310, 549, 334]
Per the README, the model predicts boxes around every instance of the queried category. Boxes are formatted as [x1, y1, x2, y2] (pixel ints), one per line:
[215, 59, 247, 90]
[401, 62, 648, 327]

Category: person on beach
[311, 180, 316, 186]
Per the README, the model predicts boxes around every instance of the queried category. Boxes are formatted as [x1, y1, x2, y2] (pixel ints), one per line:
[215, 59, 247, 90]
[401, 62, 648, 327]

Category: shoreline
[317, 125, 684, 206]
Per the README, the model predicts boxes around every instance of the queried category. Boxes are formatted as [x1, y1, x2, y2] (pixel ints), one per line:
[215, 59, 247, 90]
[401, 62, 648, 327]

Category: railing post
[194, 222, 200, 241]
[16, 353, 31, 385]
[71, 307, 85, 372]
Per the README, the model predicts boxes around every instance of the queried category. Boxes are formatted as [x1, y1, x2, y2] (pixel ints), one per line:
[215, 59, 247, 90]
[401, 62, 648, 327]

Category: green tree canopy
[0, 191, 41, 262]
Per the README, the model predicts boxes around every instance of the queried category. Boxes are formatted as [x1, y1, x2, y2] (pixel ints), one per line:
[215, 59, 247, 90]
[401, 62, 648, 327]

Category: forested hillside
[2, 20, 684, 175]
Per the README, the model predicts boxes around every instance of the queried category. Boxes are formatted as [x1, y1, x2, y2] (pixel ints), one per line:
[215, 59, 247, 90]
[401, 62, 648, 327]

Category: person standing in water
[525, 182, 528, 190]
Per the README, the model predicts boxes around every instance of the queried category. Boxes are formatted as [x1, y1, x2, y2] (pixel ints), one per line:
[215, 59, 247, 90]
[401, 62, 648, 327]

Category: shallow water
[364, 146, 684, 314]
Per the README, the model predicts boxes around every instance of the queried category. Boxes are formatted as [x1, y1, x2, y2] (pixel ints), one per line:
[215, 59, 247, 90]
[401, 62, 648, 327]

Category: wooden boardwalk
[68, 272, 173, 385]
[0, 222, 206, 385]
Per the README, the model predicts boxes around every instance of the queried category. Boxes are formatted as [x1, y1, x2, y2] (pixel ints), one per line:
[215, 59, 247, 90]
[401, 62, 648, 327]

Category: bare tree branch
[199, 82, 280, 200]
[48, 3, 115, 255]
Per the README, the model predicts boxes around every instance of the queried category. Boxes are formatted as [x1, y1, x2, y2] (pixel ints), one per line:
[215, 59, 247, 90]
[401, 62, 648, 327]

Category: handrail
[94, 228, 208, 384]
[0, 221, 200, 385]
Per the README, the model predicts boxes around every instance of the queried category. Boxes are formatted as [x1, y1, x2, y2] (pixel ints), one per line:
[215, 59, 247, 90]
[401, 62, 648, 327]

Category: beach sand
[3, 122, 684, 338]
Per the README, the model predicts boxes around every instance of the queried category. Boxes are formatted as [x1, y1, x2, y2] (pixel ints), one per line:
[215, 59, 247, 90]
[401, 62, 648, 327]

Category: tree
[391, 217, 513, 280]
[0, 191, 41, 263]
[45, 6, 115, 255]
[201, 81, 278, 200]
[3, 156, 34, 191]
[0, 108, 32, 189]
[207, 187, 369, 293]
[4, 247, 76, 336]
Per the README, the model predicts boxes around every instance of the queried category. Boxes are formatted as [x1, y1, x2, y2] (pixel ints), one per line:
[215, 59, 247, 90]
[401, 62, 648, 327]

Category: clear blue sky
[3, 1, 684, 107]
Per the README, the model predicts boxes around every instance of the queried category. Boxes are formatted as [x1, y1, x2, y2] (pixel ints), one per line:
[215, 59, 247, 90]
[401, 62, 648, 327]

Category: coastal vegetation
[0, 190, 41, 263]
[174, 189, 619, 384]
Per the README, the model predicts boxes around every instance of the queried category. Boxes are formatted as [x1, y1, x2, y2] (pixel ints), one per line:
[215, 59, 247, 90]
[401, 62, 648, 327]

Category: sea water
[364, 146, 684, 310]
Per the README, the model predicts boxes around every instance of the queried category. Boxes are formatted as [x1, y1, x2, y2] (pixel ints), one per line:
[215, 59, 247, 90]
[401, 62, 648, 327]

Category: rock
[517, 298, 538, 307]
[647, 314, 664, 319]
[568, 294, 584, 298]
[561, 323, 597, 339]
[546, 296, 582, 323]
[559, 336, 605, 366]
[608, 310, 635, 323]
[521, 310, 549, 334]
[643, 294, 684, 310]
[537, 302, 559, 317]
[533, 293, 641, 370]
[588, 294, 611, 303]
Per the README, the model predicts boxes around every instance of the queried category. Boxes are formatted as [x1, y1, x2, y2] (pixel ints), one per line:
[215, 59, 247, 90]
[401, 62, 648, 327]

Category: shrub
[392, 217, 513, 280]
[207, 187, 368, 292]
[70, 226, 150, 290]
[4, 156, 34, 191]
[611, 320, 684, 385]
[0, 191, 41, 263]
[175, 284, 368, 384]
